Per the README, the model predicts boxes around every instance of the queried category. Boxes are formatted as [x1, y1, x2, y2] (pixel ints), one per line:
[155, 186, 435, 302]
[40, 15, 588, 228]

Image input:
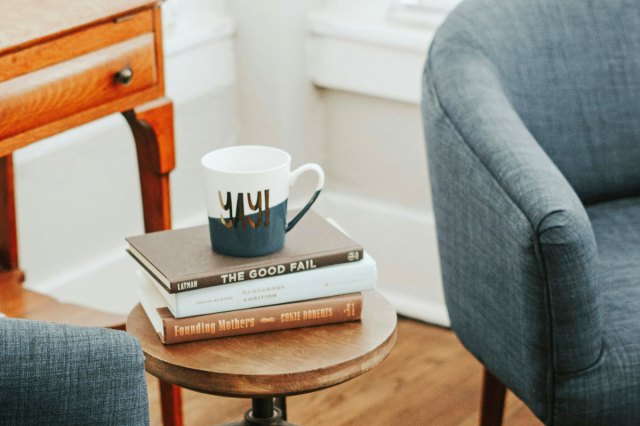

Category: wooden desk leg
[0, 154, 19, 273]
[123, 98, 183, 426]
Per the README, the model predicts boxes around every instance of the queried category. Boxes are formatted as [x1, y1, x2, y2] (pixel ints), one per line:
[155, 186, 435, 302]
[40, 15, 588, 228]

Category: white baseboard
[25, 246, 125, 294]
[28, 212, 206, 295]
[37, 212, 210, 314]
[378, 288, 449, 327]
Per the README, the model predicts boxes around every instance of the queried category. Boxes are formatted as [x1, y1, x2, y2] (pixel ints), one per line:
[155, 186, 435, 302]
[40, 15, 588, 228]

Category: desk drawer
[0, 33, 157, 140]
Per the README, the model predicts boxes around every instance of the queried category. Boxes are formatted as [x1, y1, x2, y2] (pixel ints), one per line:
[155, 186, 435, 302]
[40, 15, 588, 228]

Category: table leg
[0, 154, 19, 272]
[274, 396, 287, 421]
[159, 380, 184, 426]
[221, 397, 296, 426]
[123, 98, 182, 426]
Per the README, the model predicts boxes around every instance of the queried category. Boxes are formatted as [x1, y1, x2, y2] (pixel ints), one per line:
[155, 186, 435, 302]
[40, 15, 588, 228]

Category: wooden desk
[127, 291, 398, 426]
[0, 1, 181, 424]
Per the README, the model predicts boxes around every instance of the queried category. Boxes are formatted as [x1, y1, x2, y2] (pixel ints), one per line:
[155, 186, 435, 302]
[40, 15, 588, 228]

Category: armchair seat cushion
[553, 197, 640, 424]
[588, 196, 640, 348]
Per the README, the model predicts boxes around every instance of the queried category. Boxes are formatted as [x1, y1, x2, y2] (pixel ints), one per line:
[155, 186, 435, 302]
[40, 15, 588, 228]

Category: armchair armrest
[0, 318, 149, 425]
[422, 39, 602, 416]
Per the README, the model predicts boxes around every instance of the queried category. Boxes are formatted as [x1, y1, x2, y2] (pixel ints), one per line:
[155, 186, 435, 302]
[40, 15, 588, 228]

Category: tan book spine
[160, 293, 363, 344]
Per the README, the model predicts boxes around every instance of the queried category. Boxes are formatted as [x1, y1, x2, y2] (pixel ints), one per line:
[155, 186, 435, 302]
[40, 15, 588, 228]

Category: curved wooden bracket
[123, 97, 175, 233]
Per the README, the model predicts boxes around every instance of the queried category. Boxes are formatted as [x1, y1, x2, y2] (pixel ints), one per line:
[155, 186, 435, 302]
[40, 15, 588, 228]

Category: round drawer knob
[115, 66, 133, 86]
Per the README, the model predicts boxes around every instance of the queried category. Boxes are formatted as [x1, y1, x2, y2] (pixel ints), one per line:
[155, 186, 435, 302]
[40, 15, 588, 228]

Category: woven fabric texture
[422, 0, 640, 424]
[0, 318, 149, 425]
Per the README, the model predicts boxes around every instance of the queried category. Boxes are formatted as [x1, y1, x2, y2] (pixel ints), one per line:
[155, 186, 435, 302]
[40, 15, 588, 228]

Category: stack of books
[126, 211, 376, 344]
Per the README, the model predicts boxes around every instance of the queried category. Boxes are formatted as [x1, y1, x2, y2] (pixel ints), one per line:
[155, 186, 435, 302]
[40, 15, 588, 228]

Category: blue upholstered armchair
[422, 0, 640, 424]
[0, 318, 149, 425]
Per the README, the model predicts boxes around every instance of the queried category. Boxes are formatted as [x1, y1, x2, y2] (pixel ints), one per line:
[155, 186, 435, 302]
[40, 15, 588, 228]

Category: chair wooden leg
[480, 367, 506, 426]
[124, 98, 182, 426]
[0, 154, 19, 272]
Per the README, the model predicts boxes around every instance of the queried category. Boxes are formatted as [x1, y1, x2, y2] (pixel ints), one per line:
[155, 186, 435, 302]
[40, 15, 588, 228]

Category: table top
[0, 0, 157, 55]
[127, 291, 397, 398]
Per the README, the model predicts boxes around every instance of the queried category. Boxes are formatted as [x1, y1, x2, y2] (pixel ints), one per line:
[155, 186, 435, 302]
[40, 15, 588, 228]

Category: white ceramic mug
[201, 145, 324, 257]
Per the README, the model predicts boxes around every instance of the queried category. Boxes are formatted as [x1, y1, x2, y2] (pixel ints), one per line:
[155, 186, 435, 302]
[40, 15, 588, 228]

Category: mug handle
[286, 163, 325, 232]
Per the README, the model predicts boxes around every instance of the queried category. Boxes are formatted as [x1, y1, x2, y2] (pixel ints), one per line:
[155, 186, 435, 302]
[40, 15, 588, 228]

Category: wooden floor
[147, 318, 542, 426]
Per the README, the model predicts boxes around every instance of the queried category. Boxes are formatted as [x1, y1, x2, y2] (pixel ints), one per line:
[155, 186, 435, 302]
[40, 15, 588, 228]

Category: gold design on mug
[264, 189, 270, 226]
[218, 191, 233, 229]
[247, 191, 262, 228]
[233, 193, 247, 229]
[218, 190, 271, 229]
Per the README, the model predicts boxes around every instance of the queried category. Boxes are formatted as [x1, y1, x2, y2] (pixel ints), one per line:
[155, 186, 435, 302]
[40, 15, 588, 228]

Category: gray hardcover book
[126, 210, 364, 293]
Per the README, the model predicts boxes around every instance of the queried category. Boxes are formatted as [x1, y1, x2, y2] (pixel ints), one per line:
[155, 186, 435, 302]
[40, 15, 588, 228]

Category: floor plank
[147, 318, 542, 425]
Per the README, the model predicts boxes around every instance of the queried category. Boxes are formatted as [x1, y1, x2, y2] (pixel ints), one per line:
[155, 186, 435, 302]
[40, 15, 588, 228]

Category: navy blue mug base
[208, 200, 287, 258]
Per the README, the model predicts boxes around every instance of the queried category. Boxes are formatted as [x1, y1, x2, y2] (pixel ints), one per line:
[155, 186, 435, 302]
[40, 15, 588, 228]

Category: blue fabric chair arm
[0, 318, 149, 425]
[422, 40, 602, 418]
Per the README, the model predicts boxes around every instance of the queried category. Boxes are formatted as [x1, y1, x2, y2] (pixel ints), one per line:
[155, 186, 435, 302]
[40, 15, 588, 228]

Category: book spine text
[168, 248, 365, 293]
[162, 293, 363, 344]
[146, 253, 376, 318]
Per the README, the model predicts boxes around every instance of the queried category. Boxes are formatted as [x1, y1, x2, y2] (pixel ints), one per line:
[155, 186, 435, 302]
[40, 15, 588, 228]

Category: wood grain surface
[146, 319, 542, 426]
[0, 270, 126, 329]
[0, 34, 157, 140]
[127, 291, 398, 398]
[124, 98, 175, 241]
[0, 0, 157, 55]
[0, 84, 163, 157]
[0, 2, 165, 156]
[0, 10, 153, 83]
[0, 156, 18, 271]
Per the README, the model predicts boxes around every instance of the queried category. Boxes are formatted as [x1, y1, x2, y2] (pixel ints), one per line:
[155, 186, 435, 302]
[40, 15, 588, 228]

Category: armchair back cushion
[423, 0, 640, 423]
[429, 0, 640, 205]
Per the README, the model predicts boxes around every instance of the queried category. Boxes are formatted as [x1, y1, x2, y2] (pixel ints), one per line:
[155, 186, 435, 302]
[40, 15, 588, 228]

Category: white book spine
[136, 273, 170, 340]
[142, 252, 377, 318]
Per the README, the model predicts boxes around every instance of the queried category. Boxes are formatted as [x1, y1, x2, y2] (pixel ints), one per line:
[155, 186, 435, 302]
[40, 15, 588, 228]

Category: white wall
[307, 0, 453, 324]
[226, 0, 327, 204]
[227, 0, 452, 324]
[314, 91, 446, 324]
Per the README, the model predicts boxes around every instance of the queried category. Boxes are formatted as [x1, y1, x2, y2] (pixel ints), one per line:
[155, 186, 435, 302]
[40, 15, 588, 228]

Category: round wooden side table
[127, 290, 397, 426]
